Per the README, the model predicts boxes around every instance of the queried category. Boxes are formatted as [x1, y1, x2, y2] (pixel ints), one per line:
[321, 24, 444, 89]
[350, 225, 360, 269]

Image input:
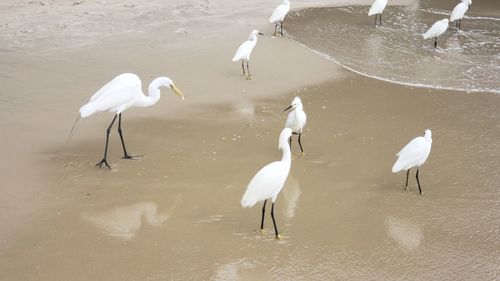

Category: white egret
[241, 128, 293, 239]
[368, 0, 388, 27]
[232, 30, 263, 80]
[284, 96, 307, 155]
[269, 0, 291, 36]
[423, 19, 449, 50]
[392, 129, 433, 195]
[79, 73, 184, 169]
[450, 0, 472, 30]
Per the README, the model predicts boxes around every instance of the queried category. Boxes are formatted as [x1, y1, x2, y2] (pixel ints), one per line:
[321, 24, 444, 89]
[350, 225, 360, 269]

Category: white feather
[368, 0, 388, 16]
[423, 19, 449, 39]
[392, 130, 432, 173]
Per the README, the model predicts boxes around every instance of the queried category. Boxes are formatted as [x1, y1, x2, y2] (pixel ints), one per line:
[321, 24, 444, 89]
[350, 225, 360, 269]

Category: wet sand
[1, 0, 499, 280]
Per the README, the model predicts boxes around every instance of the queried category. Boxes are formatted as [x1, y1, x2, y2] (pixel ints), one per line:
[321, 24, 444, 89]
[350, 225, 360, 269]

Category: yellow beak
[170, 84, 185, 100]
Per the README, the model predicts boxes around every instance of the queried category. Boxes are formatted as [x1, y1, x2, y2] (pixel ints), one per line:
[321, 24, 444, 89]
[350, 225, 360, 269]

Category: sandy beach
[0, 0, 499, 280]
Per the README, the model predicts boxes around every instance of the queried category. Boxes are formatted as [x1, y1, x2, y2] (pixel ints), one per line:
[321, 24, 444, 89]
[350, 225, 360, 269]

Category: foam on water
[286, 6, 500, 94]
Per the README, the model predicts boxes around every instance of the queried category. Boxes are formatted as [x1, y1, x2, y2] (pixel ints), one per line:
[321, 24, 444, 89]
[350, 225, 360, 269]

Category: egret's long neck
[135, 79, 162, 107]
[281, 142, 292, 164]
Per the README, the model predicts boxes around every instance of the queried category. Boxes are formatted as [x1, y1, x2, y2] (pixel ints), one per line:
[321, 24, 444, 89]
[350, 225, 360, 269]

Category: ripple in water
[286, 6, 500, 94]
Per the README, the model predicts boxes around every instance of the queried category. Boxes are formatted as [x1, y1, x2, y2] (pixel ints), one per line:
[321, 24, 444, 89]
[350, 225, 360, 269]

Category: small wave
[286, 6, 500, 94]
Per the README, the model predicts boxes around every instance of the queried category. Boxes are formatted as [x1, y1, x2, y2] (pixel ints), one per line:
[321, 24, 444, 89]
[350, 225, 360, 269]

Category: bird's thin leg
[374, 15, 377, 27]
[281, 21, 284, 36]
[298, 133, 304, 155]
[380, 13, 382, 26]
[459, 19, 462, 30]
[416, 169, 423, 195]
[241, 60, 246, 76]
[117, 113, 132, 159]
[434, 38, 437, 50]
[246, 60, 252, 79]
[289, 135, 293, 153]
[270, 202, 280, 239]
[405, 169, 410, 190]
[274, 23, 278, 36]
[96, 114, 117, 169]
[260, 200, 267, 233]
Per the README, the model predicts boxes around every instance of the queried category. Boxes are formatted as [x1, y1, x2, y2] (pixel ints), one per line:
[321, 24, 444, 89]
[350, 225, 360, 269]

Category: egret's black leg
[241, 60, 246, 76]
[246, 60, 251, 79]
[405, 169, 410, 189]
[416, 169, 422, 195]
[289, 135, 293, 153]
[117, 113, 132, 159]
[434, 38, 437, 50]
[281, 21, 284, 36]
[96, 114, 118, 169]
[260, 200, 267, 231]
[380, 13, 382, 26]
[374, 15, 377, 27]
[459, 19, 462, 30]
[274, 23, 278, 36]
[270, 202, 280, 239]
[298, 133, 304, 154]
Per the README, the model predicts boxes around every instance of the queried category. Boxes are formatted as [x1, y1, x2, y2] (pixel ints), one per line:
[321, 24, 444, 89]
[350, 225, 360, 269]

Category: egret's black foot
[96, 159, 111, 169]
[122, 154, 143, 160]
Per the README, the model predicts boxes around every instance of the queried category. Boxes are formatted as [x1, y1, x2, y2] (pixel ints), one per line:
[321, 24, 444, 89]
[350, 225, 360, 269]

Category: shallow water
[286, 5, 500, 93]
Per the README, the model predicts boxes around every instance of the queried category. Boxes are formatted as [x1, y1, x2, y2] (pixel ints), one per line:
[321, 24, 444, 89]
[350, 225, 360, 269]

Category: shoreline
[1, 0, 499, 280]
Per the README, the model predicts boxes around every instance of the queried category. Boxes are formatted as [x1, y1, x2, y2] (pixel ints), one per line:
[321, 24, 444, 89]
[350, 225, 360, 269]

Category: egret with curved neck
[79, 73, 185, 169]
[241, 128, 292, 239]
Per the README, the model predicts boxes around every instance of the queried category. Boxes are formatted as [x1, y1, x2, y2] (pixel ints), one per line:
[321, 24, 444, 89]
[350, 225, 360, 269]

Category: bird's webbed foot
[275, 234, 283, 240]
[96, 159, 111, 169]
[246, 75, 254, 80]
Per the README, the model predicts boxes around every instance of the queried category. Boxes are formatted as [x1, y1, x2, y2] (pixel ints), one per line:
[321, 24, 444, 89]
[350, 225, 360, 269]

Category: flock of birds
[370, 0, 473, 49]
[78, 0, 443, 239]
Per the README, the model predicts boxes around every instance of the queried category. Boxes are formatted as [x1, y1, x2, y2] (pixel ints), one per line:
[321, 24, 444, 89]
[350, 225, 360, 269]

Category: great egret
[241, 128, 293, 239]
[284, 96, 307, 155]
[450, 0, 472, 30]
[368, 0, 388, 27]
[392, 129, 433, 195]
[269, 0, 291, 36]
[79, 73, 184, 169]
[232, 30, 263, 80]
[423, 19, 449, 50]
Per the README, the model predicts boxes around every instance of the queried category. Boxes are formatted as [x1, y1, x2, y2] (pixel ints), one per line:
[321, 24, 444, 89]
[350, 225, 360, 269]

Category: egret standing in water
[269, 0, 291, 36]
[241, 128, 293, 239]
[79, 73, 185, 169]
[284, 96, 307, 155]
[232, 30, 263, 80]
[392, 130, 433, 195]
[423, 19, 449, 50]
[368, 0, 388, 27]
[450, 0, 472, 30]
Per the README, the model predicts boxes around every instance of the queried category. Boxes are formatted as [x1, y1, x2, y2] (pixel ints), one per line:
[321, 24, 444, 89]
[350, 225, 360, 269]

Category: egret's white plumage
[392, 129, 432, 194]
[79, 73, 184, 168]
[423, 19, 449, 49]
[450, 0, 472, 29]
[241, 128, 292, 238]
[232, 30, 263, 79]
[269, 0, 290, 36]
[368, 0, 388, 26]
[284, 96, 307, 154]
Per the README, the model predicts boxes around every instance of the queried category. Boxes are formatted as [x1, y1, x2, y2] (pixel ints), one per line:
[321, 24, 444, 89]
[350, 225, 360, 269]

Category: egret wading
[269, 0, 291, 36]
[241, 128, 293, 239]
[232, 30, 263, 80]
[423, 19, 449, 50]
[284, 97, 307, 155]
[450, 0, 472, 30]
[392, 129, 433, 195]
[368, 0, 388, 27]
[79, 73, 184, 169]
